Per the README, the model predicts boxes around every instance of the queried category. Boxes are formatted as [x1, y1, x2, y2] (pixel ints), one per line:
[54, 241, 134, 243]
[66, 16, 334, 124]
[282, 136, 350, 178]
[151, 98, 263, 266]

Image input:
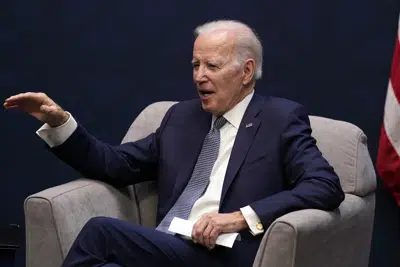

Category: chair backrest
[308, 116, 376, 196]
[121, 101, 377, 227]
[121, 102, 177, 227]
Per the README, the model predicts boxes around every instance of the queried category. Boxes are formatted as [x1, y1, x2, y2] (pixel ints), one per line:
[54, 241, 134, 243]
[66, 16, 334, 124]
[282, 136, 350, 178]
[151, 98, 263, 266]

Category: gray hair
[194, 20, 263, 80]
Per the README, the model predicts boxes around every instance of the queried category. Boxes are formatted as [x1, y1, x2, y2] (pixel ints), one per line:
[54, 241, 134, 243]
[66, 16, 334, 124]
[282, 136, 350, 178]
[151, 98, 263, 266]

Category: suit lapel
[220, 94, 264, 203]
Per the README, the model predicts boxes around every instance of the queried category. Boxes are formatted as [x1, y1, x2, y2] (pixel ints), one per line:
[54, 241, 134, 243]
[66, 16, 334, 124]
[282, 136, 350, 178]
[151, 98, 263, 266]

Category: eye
[192, 62, 200, 69]
[207, 63, 218, 69]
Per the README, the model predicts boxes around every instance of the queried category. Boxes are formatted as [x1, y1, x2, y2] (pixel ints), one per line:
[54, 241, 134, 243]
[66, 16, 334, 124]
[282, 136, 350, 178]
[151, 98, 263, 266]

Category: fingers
[192, 214, 220, 250]
[4, 93, 24, 103]
[3, 93, 27, 109]
[203, 220, 220, 249]
[208, 227, 220, 249]
[192, 218, 208, 245]
[5, 92, 32, 103]
[4, 96, 22, 107]
[3, 104, 19, 110]
[4, 91, 53, 113]
[202, 223, 214, 249]
[3, 99, 19, 109]
[4, 92, 47, 104]
[4, 93, 29, 108]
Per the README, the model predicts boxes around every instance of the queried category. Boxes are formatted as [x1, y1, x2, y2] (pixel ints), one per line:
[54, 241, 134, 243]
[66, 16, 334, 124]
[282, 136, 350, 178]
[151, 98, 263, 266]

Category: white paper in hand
[168, 217, 239, 248]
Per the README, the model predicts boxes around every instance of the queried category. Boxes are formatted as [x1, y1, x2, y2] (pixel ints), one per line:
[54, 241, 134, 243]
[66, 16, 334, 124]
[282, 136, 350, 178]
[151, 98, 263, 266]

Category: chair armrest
[253, 193, 375, 267]
[24, 179, 138, 267]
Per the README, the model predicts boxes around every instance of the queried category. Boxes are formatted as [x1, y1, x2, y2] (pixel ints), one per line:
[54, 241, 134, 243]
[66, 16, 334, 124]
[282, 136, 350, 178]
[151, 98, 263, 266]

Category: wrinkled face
[192, 31, 248, 116]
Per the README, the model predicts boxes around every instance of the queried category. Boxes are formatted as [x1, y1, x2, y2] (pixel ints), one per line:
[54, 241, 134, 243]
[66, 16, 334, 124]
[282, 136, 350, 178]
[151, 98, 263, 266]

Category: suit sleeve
[50, 105, 175, 187]
[250, 105, 345, 227]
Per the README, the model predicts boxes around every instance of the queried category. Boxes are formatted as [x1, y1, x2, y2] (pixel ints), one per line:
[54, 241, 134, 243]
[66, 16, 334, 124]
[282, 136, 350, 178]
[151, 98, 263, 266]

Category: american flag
[377, 15, 400, 206]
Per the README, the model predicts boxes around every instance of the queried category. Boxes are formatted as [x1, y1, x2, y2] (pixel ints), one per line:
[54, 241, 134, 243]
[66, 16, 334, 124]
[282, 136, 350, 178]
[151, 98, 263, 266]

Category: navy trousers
[61, 216, 224, 267]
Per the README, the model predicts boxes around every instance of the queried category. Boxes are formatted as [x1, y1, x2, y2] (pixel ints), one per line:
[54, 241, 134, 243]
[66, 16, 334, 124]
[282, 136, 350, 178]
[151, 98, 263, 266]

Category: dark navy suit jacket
[52, 94, 345, 266]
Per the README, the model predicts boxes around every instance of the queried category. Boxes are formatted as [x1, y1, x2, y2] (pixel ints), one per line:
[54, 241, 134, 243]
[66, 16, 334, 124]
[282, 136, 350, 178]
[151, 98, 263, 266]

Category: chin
[201, 103, 212, 113]
[200, 102, 217, 115]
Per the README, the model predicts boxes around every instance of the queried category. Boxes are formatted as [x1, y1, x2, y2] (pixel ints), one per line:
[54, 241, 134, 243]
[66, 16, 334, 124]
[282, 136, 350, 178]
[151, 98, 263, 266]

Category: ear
[242, 59, 255, 86]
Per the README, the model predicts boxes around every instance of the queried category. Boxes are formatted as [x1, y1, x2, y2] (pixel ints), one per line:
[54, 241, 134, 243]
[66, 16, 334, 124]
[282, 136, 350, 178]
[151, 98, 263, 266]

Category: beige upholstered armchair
[24, 101, 376, 267]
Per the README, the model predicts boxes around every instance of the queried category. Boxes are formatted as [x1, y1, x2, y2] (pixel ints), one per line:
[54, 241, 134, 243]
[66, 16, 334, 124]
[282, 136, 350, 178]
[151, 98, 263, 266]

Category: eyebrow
[191, 58, 222, 65]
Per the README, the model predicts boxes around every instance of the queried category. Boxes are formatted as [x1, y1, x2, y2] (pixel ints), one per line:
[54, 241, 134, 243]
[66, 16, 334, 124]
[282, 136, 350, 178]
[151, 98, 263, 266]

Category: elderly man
[4, 20, 344, 267]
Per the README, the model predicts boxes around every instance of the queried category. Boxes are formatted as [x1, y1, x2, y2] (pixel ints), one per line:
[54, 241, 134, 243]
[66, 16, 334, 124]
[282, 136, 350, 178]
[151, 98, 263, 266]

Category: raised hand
[4, 92, 69, 127]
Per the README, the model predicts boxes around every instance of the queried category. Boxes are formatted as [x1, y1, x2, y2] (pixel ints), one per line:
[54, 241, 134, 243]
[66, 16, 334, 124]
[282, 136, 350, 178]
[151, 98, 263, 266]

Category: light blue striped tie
[156, 116, 227, 234]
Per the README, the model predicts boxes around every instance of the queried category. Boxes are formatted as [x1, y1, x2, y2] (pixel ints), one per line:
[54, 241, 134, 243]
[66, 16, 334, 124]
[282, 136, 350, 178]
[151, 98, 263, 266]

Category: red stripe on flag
[377, 126, 400, 205]
[377, 17, 400, 206]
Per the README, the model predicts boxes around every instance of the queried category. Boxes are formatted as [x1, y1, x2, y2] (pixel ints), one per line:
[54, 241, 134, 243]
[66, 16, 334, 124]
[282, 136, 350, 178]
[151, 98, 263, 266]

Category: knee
[83, 216, 113, 232]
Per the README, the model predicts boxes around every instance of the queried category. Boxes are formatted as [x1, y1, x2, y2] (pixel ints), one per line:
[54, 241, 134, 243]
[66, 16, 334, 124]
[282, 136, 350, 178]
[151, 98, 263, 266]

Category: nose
[193, 65, 207, 83]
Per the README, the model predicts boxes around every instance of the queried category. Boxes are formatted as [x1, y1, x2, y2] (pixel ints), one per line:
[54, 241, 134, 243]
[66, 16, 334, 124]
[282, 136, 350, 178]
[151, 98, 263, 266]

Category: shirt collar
[212, 90, 254, 129]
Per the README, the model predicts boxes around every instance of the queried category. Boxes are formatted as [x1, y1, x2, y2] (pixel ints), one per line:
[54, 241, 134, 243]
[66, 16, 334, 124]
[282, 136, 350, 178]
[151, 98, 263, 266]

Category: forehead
[193, 30, 236, 60]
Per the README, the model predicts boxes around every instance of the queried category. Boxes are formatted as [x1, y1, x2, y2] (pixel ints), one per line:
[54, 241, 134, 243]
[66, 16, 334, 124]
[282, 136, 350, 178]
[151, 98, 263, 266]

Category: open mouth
[198, 90, 215, 96]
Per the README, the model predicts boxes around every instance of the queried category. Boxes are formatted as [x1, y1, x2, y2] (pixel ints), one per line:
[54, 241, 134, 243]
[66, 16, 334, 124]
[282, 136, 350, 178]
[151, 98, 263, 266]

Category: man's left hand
[191, 211, 248, 250]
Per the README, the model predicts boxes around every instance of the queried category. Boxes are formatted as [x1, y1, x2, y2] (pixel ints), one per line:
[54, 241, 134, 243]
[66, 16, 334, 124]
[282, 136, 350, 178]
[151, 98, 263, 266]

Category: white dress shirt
[36, 91, 264, 236]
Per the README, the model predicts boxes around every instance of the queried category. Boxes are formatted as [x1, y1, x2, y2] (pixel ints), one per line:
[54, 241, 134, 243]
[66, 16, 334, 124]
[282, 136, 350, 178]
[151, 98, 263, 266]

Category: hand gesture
[4, 92, 69, 127]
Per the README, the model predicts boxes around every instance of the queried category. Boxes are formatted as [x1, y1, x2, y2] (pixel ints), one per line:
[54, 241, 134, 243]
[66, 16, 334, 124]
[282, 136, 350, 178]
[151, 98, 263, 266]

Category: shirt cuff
[240, 205, 264, 236]
[36, 112, 77, 148]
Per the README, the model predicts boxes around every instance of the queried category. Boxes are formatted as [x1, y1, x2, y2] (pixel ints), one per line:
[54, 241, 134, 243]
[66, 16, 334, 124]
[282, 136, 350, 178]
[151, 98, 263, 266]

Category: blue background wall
[1, 1, 399, 266]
